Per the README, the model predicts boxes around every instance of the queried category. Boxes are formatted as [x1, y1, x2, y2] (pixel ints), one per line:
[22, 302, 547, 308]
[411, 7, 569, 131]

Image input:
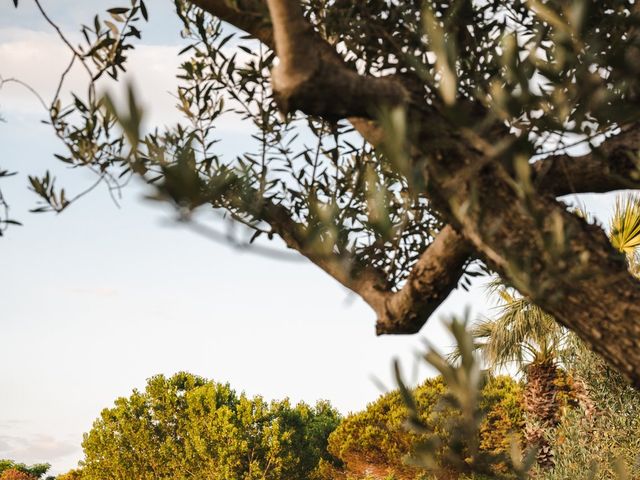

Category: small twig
[0, 76, 48, 111]
[179, 217, 304, 262]
[52, 54, 76, 105]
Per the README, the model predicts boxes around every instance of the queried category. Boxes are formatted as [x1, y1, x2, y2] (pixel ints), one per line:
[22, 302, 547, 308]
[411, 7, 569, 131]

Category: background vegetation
[78, 372, 340, 480]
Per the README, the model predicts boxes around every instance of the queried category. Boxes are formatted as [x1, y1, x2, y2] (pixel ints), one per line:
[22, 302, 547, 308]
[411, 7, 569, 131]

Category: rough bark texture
[189, 0, 640, 386]
[376, 225, 471, 334]
[533, 125, 640, 196]
[433, 148, 640, 386]
[265, 0, 408, 119]
[523, 360, 561, 469]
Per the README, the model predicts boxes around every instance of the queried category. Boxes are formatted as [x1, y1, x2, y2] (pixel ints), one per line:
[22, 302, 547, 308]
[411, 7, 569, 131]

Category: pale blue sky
[0, 1, 619, 475]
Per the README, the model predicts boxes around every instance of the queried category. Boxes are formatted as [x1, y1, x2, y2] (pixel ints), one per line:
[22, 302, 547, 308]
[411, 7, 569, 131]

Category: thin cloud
[0, 433, 78, 463]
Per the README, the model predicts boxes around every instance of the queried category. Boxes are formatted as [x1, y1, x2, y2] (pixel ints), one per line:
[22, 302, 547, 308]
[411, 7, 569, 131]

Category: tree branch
[376, 225, 472, 334]
[189, 1, 640, 376]
[187, 0, 390, 146]
[264, 0, 408, 119]
[258, 199, 389, 313]
[533, 125, 640, 196]
[376, 124, 640, 335]
[253, 5, 640, 380]
[189, 0, 273, 46]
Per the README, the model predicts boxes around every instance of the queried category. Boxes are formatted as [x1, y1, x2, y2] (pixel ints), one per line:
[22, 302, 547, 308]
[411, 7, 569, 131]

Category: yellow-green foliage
[80, 372, 341, 480]
[55, 470, 82, 480]
[478, 376, 525, 456]
[323, 376, 524, 479]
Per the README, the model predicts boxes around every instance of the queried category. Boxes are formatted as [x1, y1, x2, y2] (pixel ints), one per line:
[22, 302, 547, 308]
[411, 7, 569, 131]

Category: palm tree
[467, 193, 640, 469]
[469, 284, 566, 469]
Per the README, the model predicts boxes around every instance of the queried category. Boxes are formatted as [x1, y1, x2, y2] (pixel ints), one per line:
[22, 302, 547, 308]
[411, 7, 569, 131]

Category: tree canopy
[78, 372, 341, 480]
[5, 0, 640, 385]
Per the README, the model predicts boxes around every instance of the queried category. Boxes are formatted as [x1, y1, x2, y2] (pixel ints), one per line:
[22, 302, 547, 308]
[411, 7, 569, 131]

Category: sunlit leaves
[468, 283, 567, 372]
[80, 372, 341, 480]
[610, 193, 640, 273]
[423, 5, 457, 106]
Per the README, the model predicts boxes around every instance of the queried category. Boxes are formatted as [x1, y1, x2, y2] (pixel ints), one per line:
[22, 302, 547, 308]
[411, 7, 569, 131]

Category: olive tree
[6, 0, 640, 385]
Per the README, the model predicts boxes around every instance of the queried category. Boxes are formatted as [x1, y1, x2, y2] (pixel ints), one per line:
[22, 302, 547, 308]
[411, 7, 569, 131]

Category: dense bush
[53, 471, 81, 480]
[321, 376, 524, 480]
[79, 372, 341, 480]
[67, 365, 640, 480]
[0, 470, 36, 480]
[541, 343, 640, 479]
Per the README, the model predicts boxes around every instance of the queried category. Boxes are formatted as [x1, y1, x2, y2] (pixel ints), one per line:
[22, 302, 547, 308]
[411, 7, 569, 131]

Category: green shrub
[323, 375, 524, 479]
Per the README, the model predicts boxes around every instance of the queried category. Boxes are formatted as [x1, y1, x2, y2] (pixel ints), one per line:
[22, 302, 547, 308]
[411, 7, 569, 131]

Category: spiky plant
[470, 285, 565, 373]
[609, 194, 640, 276]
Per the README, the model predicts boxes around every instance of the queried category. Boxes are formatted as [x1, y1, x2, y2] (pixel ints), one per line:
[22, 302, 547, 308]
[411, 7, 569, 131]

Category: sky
[0, 1, 621, 476]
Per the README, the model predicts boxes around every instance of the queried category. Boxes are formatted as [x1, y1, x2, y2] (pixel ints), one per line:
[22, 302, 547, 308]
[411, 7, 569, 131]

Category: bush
[55, 469, 82, 480]
[540, 343, 640, 479]
[0, 461, 50, 480]
[322, 376, 524, 479]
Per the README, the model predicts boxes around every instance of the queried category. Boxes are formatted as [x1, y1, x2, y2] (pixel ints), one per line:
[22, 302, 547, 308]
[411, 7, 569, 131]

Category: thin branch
[183, 216, 304, 261]
[0, 76, 48, 111]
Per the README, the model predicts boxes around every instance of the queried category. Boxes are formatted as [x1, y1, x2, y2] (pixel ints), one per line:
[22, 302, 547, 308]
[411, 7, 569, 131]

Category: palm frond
[609, 194, 640, 257]
[466, 279, 567, 372]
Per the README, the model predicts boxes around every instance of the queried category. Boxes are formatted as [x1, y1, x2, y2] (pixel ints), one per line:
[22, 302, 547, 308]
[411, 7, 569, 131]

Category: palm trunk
[523, 359, 561, 470]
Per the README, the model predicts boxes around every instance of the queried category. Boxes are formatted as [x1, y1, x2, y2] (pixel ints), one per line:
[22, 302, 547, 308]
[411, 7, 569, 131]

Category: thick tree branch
[375, 126, 640, 335]
[378, 125, 640, 336]
[375, 225, 472, 334]
[187, 0, 390, 147]
[189, 0, 273, 46]
[416, 133, 640, 386]
[265, 0, 408, 119]
[253, 4, 640, 382]
[533, 125, 640, 196]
